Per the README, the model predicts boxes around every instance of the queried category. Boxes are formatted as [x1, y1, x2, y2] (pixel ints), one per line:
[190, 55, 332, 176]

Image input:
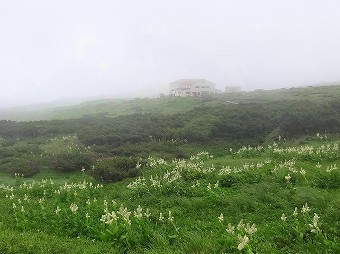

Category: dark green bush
[219, 174, 240, 188]
[48, 152, 94, 173]
[89, 156, 141, 182]
[0, 156, 41, 177]
[242, 171, 264, 184]
[182, 170, 204, 181]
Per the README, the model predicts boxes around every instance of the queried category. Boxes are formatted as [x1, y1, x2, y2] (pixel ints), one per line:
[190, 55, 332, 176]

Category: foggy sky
[1, 0, 340, 108]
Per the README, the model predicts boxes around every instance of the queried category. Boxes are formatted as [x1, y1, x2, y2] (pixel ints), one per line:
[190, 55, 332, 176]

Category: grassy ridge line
[215, 85, 340, 105]
[1, 84, 340, 121]
[0, 97, 219, 121]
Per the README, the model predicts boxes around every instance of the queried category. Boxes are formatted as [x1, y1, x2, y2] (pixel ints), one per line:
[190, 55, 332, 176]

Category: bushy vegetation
[0, 156, 41, 177]
[1, 99, 340, 159]
[48, 151, 94, 173]
[89, 156, 141, 182]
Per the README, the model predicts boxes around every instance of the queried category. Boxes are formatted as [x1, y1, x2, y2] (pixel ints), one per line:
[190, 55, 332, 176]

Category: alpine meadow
[0, 85, 340, 253]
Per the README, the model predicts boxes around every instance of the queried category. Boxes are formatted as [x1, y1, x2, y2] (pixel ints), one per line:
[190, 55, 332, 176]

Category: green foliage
[105, 140, 190, 160]
[0, 156, 41, 177]
[48, 152, 94, 173]
[314, 170, 340, 189]
[89, 156, 141, 182]
[219, 174, 240, 188]
[0, 141, 43, 159]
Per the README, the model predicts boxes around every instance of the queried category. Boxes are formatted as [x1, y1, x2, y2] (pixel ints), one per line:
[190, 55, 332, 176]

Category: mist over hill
[1, 82, 340, 121]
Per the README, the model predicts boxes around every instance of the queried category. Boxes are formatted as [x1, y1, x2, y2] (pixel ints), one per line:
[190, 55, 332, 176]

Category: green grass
[0, 138, 339, 253]
[0, 97, 211, 121]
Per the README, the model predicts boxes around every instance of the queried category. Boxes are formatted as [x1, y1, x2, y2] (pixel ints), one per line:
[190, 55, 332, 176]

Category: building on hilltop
[169, 79, 219, 97]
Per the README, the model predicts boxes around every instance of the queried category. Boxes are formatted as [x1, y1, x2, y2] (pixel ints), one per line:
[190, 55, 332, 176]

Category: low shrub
[48, 152, 94, 173]
[219, 174, 240, 188]
[0, 156, 41, 177]
[89, 156, 142, 182]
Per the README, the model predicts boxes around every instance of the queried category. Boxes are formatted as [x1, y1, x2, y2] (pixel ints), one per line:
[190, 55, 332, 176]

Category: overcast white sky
[1, 0, 340, 108]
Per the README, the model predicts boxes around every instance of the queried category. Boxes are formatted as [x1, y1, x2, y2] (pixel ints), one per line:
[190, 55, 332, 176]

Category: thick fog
[1, 0, 340, 108]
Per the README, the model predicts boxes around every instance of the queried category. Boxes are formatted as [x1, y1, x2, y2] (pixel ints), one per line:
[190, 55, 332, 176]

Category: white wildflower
[300, 168, 306, 176]
[237, 219, 245, 230]
[301, 203, 311, 214]
[86, 199, 91, 206]
[159, 212, 164, 221]
[134, 205, 143, 219]
[309, 213, 320, 232]
[237, 234, 249, 251]
[70, 203, 78, 213]
[144, 208, 151, 219]
[281, 213, 287, 222]
[218, 213, 224, 223]
[118, 206, 131, 225]
[55, 206, 61, 215]
[226, 223, 235, 234]
[285, 174, 291, 181]
[293, 207, 298, 216]
[136, 162, 141, 169]
[245, 223, 257, 235]
[100, 213, 113, 224]
[110, 211, 118, 221]
[168, 211, 174, 222]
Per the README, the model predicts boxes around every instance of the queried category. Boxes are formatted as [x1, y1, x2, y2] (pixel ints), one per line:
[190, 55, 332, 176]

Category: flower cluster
[127, 169, 182, 189]
[218, 215, 257, 251]
[271, 142, 339, 161]
[233, 145, 264, 158]
[281, 203, 323, 237]
[128, 152, 216, 190]
[100, 205, 174, 226]
[190, 151, 212, 161]
[219, 159, 271, 175]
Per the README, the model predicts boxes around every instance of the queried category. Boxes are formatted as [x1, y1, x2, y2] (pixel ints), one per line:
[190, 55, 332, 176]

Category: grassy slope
[1, 83, 340, 121]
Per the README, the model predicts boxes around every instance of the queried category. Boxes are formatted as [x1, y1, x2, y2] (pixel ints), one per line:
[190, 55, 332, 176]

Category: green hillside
[1, 83, 340, 121]
[0, 97, 219, 121]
